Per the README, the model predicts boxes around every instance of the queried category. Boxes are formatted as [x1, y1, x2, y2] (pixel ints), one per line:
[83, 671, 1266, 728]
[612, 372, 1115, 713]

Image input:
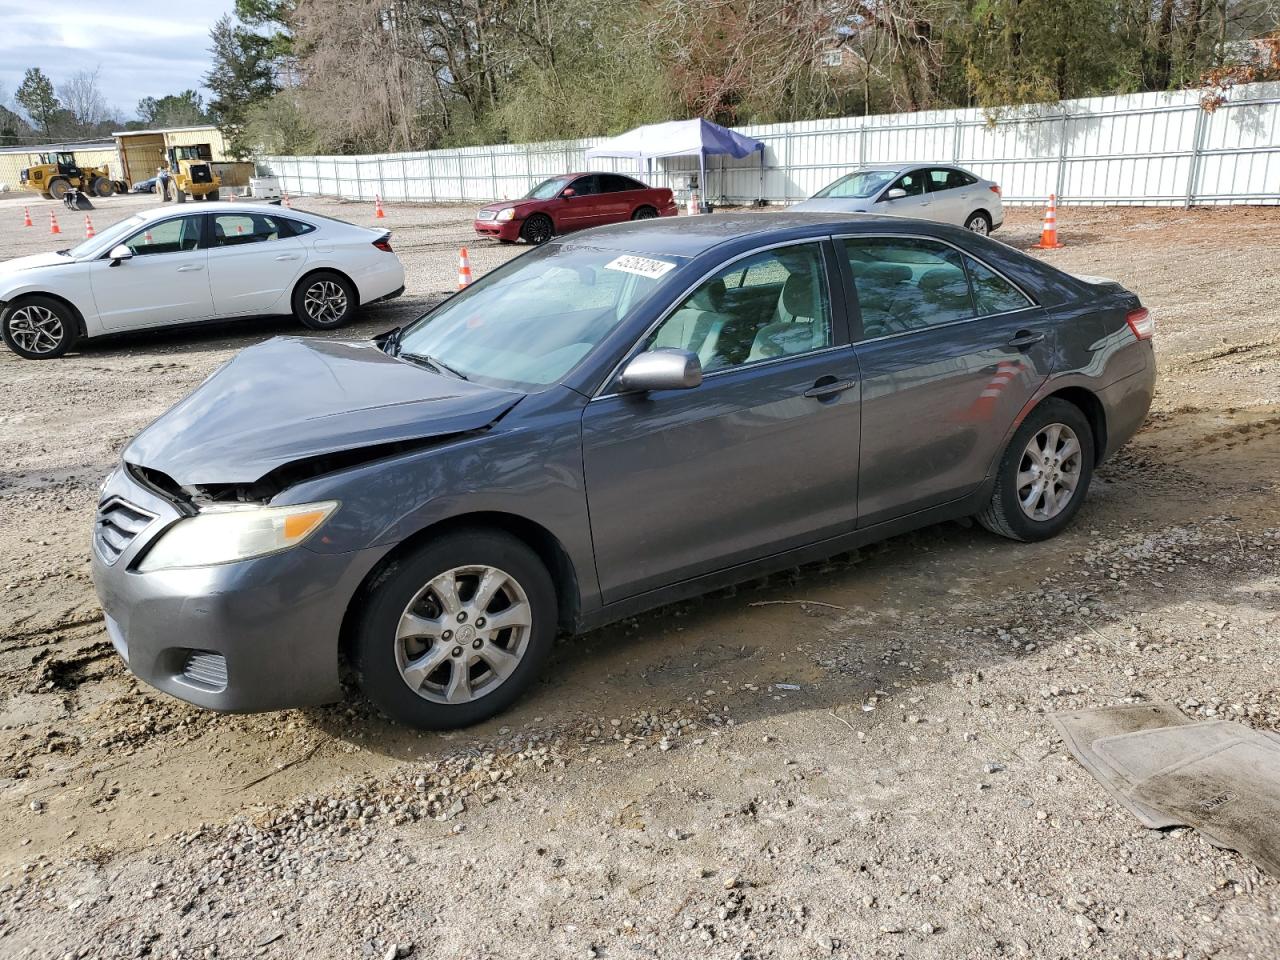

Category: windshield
[813, 170, 898, 200]
[395, 244, 684, 389]
[525, 177, 571, 200]
[67, 215, 144, 258]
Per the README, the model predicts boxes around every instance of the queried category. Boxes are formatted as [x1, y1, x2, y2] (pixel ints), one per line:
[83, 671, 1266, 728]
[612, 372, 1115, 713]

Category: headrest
[782, 274, 814, 318]
[864, 262, 912, 285]
[919, 267, 967, 295]
[688, 277, 725, 312]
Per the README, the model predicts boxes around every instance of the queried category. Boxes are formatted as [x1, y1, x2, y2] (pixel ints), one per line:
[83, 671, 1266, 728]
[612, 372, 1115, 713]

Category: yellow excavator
[19, 152, 117, 200]
[165, 145, 222, 202]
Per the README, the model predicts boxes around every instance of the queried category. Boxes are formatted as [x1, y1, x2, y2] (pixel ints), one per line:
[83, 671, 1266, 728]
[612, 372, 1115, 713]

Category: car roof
[134, 202, 328, 223]
[557, 210, 932, 258]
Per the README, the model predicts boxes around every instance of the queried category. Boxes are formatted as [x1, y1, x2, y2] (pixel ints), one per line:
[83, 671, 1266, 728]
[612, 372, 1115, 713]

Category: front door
[581, 239, 861, 604]
[874, 169, 931, 221]
[841, 234, 1054, 526]
[206, 211, 307, 316]
[88, 214, 214, 330]
[555, 175, 605, 232]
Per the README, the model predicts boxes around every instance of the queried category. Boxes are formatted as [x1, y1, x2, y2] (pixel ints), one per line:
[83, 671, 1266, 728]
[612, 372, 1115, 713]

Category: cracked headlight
[137, 501, 339, 572]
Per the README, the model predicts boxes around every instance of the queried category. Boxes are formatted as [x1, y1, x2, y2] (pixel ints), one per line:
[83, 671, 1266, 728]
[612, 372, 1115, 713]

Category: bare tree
[60, 68, 113, 137]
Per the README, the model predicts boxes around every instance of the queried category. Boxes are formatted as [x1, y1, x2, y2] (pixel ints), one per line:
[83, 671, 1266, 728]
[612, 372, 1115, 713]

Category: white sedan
[0, 203, 406, 359]
[790, 163, 1005, 235]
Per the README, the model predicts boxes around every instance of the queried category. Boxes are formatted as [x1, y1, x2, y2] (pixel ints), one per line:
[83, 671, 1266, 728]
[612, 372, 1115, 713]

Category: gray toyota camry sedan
[92, 212, 1155, 729]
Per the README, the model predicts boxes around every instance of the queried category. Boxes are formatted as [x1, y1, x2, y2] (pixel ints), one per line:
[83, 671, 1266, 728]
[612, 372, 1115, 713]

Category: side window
[212, 213, 289, 247]
[600, 174, 641, 193]
[882, 171, 926, 199]
[967, 258, 1033, 315]
[926, 169, 956, 191]
[644, 242, 832, 372]
[124, 216, 201, 256]
[844, 237, 974, 338]
[568, 176, 598, 196]
[281, 218, 315, 236]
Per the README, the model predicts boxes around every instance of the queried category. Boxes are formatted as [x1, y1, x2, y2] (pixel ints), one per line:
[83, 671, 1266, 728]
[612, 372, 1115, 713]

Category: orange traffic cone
[1032, 194, 1064, 249]
[23, 206, 33, 227]
[144, 229, 154, 244]
[374, 195, 386, 219]
[49, 212, 61, 235]
[84, 215, 95, 239]
[686, 192, 700, 216]
[282, 190, 292, 208]
[457, 247, 473, 289]
[236, 223, 244, 235]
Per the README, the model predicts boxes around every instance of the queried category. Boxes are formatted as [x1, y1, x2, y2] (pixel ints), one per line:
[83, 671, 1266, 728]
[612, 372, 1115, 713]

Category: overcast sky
[0, 1, 238, 122]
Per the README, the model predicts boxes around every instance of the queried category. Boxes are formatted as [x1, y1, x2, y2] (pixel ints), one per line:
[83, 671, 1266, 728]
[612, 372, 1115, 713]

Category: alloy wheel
[6, 304, 65, 355]
[523, 218, 553, 244]
[967, 217, 990, 235]
[633, 208, 658, 220]
[1016, 422, 1082, 522]
[303, 280, 348, 325]
[394, 565, 533, 705]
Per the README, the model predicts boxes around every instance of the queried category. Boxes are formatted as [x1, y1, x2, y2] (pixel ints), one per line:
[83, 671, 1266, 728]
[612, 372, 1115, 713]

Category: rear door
[598, 174, 644, 222]
[581, 239, 862, 603]
[924, 168, 978, 226]
[840, 234, 1053, 525]
[205, 211, 307, 316]
[87, 214, 214, 330]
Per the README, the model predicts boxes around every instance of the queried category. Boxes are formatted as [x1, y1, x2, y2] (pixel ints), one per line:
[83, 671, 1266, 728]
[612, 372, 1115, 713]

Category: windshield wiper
[399, 351, 469, 380]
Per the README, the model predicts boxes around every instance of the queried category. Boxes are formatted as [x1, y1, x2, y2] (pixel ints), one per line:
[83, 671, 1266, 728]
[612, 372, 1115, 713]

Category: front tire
[293, 271, 356, 330]
[48, 178, 70, 201]
[965, 211, 992, 235]
[976, 398, 1094, 542]
[173, 183, 186, 204]
[354, 529, 557, 729]
[1, 296, 79, 360]
[91, 177, 113, 198]
[207, 189, 220, 202]
[520, 214, 554, 244]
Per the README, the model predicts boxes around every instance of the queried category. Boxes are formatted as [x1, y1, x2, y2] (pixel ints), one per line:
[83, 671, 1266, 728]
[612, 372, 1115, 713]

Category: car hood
[479, 200, 538, 215]
[789, 199, 872, 213]
[124, 337, 525, 487]
[0, 251, 75, 275]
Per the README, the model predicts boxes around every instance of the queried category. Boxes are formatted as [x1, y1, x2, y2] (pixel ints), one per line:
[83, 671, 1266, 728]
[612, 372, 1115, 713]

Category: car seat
[747, 273, 830, 361]
[652, 278, 729, 368]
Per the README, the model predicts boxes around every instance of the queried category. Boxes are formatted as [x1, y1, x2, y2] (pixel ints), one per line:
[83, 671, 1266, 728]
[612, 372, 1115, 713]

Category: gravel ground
[1, 191, 1279, 959]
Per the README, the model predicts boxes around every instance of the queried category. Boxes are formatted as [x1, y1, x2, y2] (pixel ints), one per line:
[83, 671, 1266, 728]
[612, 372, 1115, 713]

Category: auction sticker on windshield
[605, 255, 677, 279]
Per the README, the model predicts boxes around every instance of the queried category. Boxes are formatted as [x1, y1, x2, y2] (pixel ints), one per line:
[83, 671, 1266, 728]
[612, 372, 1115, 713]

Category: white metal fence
[262, 81, 1280, 208]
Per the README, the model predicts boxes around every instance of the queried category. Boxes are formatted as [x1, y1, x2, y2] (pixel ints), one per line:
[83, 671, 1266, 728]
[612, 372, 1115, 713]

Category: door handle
[804, 378, 857, 400]
[1008, 331, 1044, 349]
[274, 254, 299, 261]
[176, 264, 205, 272]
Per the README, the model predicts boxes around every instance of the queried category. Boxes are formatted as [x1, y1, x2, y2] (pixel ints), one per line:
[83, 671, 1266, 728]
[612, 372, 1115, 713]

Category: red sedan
[474, 172, 678, 244]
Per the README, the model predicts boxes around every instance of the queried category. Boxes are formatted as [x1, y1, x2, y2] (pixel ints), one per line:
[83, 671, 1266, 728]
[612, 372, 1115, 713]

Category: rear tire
[520, 214, 554, 244]
[293, 271, 356, 330]
[354, 529, 557, 729]
[631, 205, 658, 220]
[976, 398, 1094, 542]
[964, 211, 992, 235]
[207, 189, 221, 202]
[48, 178, 70, 201]
[1, 295, 79, 360]
[173, 183, 186, 204]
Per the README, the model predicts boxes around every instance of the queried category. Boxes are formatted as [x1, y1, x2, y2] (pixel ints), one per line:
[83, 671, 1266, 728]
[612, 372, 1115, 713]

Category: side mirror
[561, 187, 576, 198]
[883, 187, 907, 201]
[617, 349, 702, 394]
[108, 244, 133, 266]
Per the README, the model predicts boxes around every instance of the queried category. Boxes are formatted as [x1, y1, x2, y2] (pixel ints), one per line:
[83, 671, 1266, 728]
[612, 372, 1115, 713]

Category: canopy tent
[584, 118, 765, 205]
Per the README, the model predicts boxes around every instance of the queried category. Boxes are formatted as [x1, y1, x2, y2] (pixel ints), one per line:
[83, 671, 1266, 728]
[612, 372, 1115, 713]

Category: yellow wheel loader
[166, 145, 222, 203]
[19, 152, 117, 200]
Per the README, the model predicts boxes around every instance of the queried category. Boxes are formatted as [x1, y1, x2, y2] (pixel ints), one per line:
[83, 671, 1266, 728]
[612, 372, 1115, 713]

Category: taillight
[373, 236, 393, 253]
[1126, 307, 1154, 341]
[989, 184, 1002, 196]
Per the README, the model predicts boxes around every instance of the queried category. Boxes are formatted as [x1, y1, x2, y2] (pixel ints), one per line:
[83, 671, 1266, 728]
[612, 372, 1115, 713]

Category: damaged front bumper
[90, 465, 386, 713]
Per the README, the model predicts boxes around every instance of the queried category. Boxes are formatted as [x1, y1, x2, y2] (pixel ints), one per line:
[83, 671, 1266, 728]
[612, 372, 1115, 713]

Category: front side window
[644, 242, 832, 372]
[212, 213, 291, 246]
[882, 171, 926, 199]
[397, 244, 680, 389]
[123, 215, 202, 256]
[567, 176, 598, 196]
